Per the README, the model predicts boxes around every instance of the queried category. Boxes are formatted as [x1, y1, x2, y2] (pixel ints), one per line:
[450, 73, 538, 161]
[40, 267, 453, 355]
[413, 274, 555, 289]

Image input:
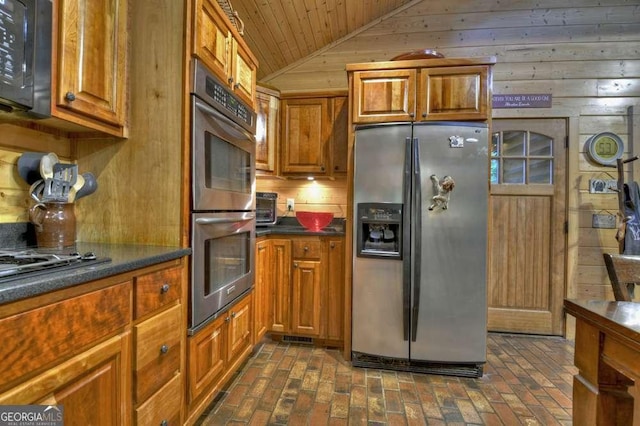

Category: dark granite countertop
[0, 242, 191, 305]
[256, 217, 346, 237]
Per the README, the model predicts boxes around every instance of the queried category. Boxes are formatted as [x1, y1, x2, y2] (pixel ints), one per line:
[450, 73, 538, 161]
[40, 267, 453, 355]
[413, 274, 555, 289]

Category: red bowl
[296, 212, 334, 232]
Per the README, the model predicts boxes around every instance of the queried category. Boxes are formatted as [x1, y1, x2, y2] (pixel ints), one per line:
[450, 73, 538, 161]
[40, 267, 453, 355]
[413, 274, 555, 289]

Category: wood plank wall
[261, 0, 640, 302]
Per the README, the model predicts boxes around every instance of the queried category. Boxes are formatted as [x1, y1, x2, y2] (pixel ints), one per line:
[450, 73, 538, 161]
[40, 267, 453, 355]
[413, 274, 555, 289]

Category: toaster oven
[256, 192, 277, 225]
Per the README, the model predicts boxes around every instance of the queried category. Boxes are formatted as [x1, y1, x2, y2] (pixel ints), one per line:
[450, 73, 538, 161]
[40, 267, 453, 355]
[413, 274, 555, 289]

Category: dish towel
[623, 182, 640, 255]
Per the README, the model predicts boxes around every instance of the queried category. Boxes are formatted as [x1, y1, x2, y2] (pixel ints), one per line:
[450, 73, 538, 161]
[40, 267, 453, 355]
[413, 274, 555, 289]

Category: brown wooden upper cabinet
[54, 0, 129, 137]
[193, 0, 258, 107]
[348, 58, 495, 123]
[256, 86, 280, 175]
[280, 93, 348, 177]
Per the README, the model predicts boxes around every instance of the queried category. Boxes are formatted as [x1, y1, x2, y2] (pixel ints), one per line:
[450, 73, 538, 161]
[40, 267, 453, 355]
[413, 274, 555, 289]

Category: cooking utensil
[39, 152, 59, 179]
[75, 172, 98, 200]
[67, 174, 86, 202]
[29, 179, 45, 203]
[53, 163, 77, 186]
[42, 178, 68, 202]
[17, 152, 46, 185]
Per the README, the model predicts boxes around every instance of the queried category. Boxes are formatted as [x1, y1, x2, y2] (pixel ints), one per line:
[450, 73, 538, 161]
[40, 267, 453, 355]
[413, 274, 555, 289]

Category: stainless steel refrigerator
[352, 121, 488, 378]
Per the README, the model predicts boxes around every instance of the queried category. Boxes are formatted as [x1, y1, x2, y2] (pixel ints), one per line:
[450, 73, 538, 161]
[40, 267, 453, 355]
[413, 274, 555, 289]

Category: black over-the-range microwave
[256, 192, 278, 226]
[0, 0, 52, 117]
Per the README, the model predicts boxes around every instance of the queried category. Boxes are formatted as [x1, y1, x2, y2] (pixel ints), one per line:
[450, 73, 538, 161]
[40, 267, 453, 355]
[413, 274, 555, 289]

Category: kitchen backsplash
[256, 177, 347, 217]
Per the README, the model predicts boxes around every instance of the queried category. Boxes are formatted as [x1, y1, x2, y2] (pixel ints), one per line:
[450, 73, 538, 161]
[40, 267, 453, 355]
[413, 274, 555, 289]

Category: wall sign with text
[492, 94, 552, 108]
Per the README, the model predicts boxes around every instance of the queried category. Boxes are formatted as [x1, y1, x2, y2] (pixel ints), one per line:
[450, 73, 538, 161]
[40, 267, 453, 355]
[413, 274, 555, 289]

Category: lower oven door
[190, 211, 255, 333]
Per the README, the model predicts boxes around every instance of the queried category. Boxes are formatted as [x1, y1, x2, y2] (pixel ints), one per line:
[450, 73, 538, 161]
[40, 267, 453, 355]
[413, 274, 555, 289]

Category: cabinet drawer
[134, 266, 182, 319]
[292, 240, 322, 259]
[135, 372, 182, 426]
[134, 304, 182, 403]
[0, 282, 131, 392]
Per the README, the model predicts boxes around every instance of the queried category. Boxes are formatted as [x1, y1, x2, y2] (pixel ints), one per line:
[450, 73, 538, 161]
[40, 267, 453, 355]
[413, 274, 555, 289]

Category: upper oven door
[192, 95, 256, 211]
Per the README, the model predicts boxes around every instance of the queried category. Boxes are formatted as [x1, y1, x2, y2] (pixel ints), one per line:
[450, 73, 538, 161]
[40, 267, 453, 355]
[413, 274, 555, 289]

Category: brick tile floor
[196, 333, 576, 425]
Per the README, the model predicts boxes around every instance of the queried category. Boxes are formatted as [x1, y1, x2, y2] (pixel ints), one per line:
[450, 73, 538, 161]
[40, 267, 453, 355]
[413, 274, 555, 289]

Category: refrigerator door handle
[402, 137, 412, 341]
[411, 138, 421, 342]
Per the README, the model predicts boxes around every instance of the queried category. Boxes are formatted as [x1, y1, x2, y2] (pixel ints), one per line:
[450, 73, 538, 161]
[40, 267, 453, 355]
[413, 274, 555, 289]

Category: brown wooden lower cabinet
[186, 293, 253, 424]
[256, 235, 345, 346]
[0, 257, 188, 426]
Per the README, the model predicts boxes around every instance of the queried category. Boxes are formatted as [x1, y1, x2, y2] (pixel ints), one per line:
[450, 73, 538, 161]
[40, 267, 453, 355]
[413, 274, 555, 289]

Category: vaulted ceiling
[228, 0, 417, 81]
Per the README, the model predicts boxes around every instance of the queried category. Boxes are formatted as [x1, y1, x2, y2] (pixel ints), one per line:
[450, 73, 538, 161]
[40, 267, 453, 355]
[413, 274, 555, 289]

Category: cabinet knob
[160, 283, 170, 294]
[161, 420, 168, 426]
[65, 92, 76, 102]
[330, 243, 335, 248]
[321, 166, 325, 171]
[293, 263, 298, 268]
[234, 83, 240, 90]
[228, 76, 234, 84]
[409, 112, 415, 118]
[303, 246, 309, 251]
[160, 344, 169, 354]
[422, 112, 427, 118]
[231, 311, 236, 318]
[225, 316, 231, 322]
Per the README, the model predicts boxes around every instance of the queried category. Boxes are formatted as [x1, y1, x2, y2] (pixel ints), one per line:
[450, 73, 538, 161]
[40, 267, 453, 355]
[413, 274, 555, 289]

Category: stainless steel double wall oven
[190, 59, 256, 333]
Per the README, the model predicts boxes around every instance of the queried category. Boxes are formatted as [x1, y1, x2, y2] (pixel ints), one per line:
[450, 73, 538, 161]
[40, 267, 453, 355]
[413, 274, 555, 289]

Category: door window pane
[205, 132, 252, 194]
[491, 130, 554, 184]
[503, 160, 525, 183]
[529, 159, 552, 184]
[503, 131, 526, 156]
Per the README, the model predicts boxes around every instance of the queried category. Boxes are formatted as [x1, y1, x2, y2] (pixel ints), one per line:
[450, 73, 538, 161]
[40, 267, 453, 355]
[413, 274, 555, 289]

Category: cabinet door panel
[254, 240, 270, 341]
[227, 295, 252, 362]
[418, 66, 490, 120]
[231, 40, 257, 106]
[352, 69, 416, 123]
[326, 239, 345, 341]
[291, 260, 322, 336]
[0, 334, 130, 426]
[57, 0, 127, 126]
[270, 239, 292, 332]
[193, 0, 231, 83]
[188, 315, 226, 403]
[281, 98, 330, 174]
[331, 96, 349, 174]
[256, 90, 278, 173]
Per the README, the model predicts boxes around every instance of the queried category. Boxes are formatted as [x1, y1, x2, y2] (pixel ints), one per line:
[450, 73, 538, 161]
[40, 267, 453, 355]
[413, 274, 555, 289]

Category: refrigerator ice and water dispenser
[356, 203, 402, 259]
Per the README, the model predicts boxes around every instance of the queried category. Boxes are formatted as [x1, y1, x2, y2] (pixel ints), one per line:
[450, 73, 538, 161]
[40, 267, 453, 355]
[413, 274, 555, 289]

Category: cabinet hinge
[564, 221, 569, 234]
[565, 136, 569, 149]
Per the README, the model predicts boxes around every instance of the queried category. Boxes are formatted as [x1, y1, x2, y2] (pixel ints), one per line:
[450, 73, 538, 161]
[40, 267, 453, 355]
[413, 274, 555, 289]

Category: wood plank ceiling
[227, 0, 416, 81]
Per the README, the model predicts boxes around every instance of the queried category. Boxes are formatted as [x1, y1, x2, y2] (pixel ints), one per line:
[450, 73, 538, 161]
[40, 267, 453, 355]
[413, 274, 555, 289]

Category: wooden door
[187, 315, 226, 403]
[325, 239, 344, 341]
[280, 98, 330, 175]
[351, 69, 416, 123]
[56, 0, 127, 127]
[255, 88, 278, 173]
[269, 239, 291, 332]
[254, 239, 270, 342]
[193, 0, 232, 85]
[291, 260, 322, 336]
[488, 119, 567, 335]
[226, 295, 252, 362]
[417, 66, 490, 121]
